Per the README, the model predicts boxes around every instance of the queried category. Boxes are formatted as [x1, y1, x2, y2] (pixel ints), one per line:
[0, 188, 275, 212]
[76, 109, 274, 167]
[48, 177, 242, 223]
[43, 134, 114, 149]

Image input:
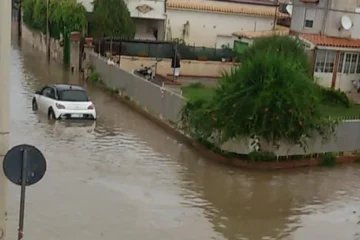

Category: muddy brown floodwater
[6, 39, 360, 240]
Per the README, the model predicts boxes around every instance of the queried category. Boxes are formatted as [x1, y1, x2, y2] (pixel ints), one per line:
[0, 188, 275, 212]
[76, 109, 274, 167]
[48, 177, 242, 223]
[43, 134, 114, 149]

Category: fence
[90, 53, 186, 123]
[93, 38, 238, 62]
[90, 53, 360, 157]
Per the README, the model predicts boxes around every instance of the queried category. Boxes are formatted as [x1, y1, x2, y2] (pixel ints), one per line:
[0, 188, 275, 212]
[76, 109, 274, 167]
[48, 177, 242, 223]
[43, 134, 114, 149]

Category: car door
[38, 87, 52, 112]
[42, 87, 57, 112]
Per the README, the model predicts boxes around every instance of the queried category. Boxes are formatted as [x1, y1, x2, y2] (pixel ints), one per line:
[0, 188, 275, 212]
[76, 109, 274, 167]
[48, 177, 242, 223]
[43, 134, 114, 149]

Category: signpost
[2, 144, 47, 240]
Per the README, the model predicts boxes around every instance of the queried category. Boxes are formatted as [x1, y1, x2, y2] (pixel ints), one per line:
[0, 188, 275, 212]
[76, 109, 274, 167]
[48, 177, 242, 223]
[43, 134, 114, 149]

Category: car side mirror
[35, 91, 41, 95]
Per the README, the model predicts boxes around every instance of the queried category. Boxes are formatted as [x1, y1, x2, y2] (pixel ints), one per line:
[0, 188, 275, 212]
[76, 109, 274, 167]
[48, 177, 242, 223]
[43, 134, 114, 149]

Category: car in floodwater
[32, 84, 97, 120]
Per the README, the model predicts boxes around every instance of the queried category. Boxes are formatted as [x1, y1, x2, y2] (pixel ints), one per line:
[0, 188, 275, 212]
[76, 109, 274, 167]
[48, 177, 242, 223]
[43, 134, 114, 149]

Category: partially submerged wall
[90, 53, 360, 157]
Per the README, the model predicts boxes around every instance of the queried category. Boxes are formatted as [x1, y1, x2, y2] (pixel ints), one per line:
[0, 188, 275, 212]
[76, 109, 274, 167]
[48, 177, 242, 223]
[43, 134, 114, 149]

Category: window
[304, 8, 316, 28]
[42, 88, 52, 98]
[59, 90, 89, 102]
[315, 50, 336, 73]
[49, 88, 56, 99]
[338, 52, 360, 74]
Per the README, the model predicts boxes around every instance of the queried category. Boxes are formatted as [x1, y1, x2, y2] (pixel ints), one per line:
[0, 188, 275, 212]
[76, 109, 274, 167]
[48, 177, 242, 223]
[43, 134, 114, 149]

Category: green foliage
[87, 71, 101, 83]
[248, 151, 277, 162]
[181, 83, 216, 102]
[22, 0, 36, 28]
[32, 0, 47, 32]
[319, 87, 350, 108]
[49, 0, 87, 38]
[320, 152, 337, 167]
[242, 35, 311, 75]
[22, 0, 86, 39]
[90, 0, 136, 38]
[181, 35, 337, 150]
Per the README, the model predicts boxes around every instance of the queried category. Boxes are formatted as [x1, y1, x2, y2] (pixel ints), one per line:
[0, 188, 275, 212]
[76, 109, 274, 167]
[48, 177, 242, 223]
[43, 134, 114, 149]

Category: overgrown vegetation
[22, 0, 87, 39]
[90, 0, 136, 38]
[320, 152, 337, 167]
[181, 35, 339, 156]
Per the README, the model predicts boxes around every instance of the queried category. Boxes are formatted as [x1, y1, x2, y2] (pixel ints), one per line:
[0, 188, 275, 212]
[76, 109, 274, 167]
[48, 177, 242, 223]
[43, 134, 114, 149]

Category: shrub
[320, 152, 337, 167]
[248, 151, 277, 162]
[181, 35, 337, 152]
[88, 71, 101, 82]
[319, 87, 350, 108]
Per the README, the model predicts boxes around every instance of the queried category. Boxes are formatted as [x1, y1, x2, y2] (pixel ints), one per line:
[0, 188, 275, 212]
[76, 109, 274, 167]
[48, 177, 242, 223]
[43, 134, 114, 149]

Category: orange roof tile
[300, 33, 360, 48]
[233, 25, 289, 38]
[166, 1, 289, 19]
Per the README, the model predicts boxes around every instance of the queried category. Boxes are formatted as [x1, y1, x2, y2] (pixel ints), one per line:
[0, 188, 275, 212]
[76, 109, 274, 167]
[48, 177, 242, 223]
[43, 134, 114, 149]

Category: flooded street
[6, 39, 360, 240]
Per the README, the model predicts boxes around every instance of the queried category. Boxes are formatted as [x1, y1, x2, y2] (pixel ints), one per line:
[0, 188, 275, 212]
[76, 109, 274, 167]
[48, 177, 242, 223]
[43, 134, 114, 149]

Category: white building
[165, 0, 289, 48]
[77, 0, 166, 40]
[291, 0, 360, 92]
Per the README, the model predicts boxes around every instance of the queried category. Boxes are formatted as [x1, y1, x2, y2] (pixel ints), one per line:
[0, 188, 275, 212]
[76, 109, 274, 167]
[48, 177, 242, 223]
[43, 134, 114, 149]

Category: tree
[181, 35, 336, 149]
[22, 0, 36, 28]
[90, 0, 136, 38]
[49, 0, 87, 38]
[32, 0, 46, 32]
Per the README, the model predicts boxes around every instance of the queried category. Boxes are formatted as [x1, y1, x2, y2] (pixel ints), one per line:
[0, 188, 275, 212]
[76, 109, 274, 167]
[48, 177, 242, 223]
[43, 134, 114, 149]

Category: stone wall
[21, 24, 81, 72]
[118, 56, 239, 77]
[21, 23, 63, 62]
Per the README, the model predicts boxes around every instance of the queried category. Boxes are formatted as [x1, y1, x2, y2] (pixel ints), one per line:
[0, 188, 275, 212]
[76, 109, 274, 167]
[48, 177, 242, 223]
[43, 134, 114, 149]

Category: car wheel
[32, 99, 38, 111]
[48, 108, 56, 120]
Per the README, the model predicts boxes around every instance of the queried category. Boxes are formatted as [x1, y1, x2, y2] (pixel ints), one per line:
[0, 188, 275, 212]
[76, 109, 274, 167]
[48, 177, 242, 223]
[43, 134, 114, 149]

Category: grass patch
[320, 104, 360, 119]
[182, 83, 360, 119]
[181, 83, 216, 102]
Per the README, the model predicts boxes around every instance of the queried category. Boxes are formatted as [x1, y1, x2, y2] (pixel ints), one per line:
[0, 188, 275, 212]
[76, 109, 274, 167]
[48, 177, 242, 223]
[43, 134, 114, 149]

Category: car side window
[49, 88, 56, 99]
[42, 88, 52, 98]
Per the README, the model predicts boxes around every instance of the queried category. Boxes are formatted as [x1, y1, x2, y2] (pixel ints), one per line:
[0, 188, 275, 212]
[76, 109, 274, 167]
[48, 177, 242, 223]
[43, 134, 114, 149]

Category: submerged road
[6, 38, 360, 240]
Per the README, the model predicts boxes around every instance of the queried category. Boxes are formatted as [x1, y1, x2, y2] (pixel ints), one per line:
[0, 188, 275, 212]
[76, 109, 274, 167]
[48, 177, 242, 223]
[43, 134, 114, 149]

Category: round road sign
[2, 144, 46, 186]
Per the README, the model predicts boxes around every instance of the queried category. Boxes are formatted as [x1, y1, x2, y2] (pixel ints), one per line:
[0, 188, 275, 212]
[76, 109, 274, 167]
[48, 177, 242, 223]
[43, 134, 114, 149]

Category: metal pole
[273, 0, 279, 30]
[0, 0, 11, 238]
[17, 0, 22, 38]
[17, 149, 27, 240]
[173, 42, 177, 82]
[46, 0, 50, 61]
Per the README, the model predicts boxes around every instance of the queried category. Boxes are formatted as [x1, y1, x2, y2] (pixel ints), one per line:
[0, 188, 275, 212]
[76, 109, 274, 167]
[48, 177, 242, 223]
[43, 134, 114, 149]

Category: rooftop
[299, 33, 360, 48]
[50, 84, 86, 91]
[167, 1, 289, 19]
[233, 25, 289, 38]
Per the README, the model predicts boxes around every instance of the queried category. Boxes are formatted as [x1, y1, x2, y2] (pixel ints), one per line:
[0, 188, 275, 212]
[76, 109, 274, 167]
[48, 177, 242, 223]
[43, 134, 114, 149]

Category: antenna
[285, 4, 293, 16]
[341, 15, 352, 30]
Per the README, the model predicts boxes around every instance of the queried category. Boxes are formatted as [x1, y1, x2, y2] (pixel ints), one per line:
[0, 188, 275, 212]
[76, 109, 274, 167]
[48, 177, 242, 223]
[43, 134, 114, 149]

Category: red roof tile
[167, 1, 289, 19]
[300, 33, 360, 48]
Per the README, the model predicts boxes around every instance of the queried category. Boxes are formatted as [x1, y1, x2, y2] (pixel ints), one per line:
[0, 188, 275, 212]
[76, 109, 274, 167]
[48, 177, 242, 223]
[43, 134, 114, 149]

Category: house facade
[165, 0, 288, 48]
[290, 0, 360, 92]
[77, 0, 166, 40]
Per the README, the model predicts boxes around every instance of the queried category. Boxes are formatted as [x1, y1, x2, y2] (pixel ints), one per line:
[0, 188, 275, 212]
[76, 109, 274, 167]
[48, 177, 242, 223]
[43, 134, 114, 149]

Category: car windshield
[59, 90, 89, 102]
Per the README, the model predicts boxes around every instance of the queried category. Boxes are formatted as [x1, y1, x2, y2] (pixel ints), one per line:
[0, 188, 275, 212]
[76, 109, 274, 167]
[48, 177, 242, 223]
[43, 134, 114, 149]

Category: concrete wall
[290, 0, 328, 35]
[90, 53, 186, 122]
[90, 53, 360, 156]
[166, 9, 274, 47]
[22, 23, 63, 62]
[291, 0, 360, 38]
[118, 56, 238, 77]
[22, 24, 81, 72]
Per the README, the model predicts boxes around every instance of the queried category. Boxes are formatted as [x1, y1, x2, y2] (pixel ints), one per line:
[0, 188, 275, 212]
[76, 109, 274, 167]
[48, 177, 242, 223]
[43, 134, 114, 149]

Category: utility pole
[46, 0, 50, 61]
[0, 0, 11, 239]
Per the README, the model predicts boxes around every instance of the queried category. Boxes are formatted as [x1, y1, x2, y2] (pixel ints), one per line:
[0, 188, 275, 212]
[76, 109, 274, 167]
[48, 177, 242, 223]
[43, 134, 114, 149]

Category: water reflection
[8, 37, 360, 240]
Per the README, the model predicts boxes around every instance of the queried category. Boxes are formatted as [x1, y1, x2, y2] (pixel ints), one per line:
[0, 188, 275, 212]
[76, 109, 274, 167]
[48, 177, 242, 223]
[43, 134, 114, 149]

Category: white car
[32, 84, 97, 120]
